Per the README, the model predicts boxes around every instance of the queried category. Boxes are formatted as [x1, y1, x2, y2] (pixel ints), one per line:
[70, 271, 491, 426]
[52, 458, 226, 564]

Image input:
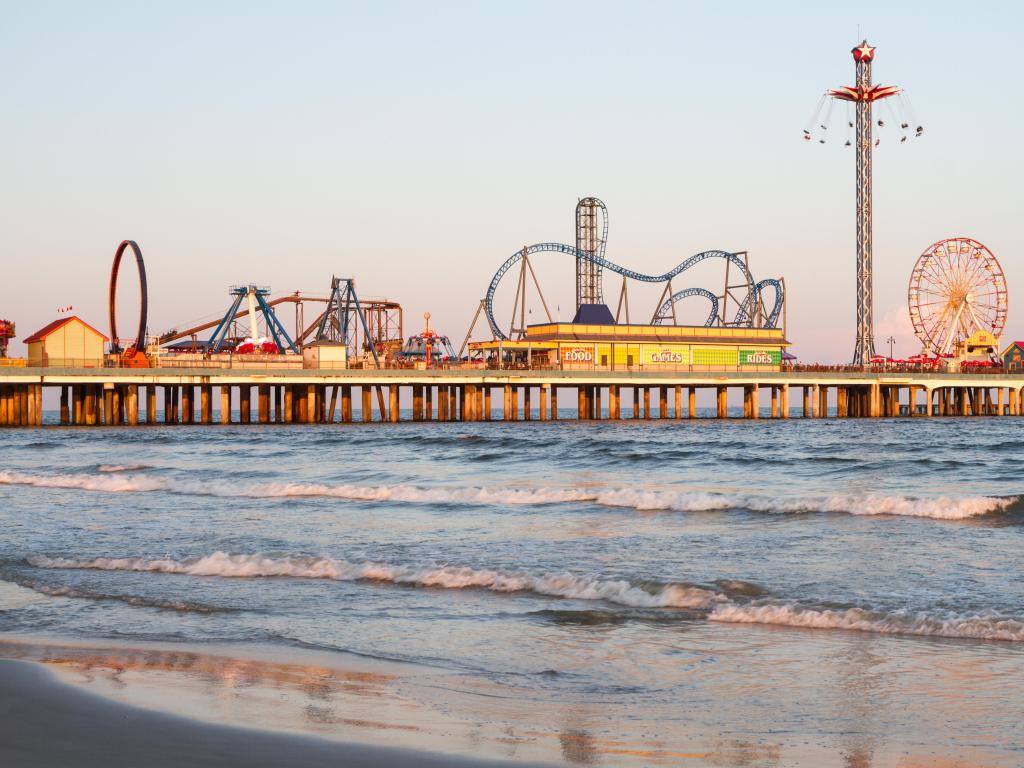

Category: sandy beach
[0, 657, 550, 768]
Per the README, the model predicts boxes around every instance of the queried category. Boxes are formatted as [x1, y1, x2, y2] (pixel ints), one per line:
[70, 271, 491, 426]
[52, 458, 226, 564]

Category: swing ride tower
[827, 42, 900, 365]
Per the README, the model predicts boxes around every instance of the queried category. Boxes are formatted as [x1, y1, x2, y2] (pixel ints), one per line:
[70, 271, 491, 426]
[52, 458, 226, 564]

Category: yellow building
[470, 322, 789, 371]
[24, 316, 108, 367]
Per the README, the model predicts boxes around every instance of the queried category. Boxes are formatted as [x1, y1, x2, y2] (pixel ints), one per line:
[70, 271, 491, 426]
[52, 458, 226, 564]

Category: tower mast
[828, 41, 900, 365]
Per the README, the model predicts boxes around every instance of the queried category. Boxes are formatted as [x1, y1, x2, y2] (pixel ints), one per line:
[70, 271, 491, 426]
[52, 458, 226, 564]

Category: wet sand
[0, 658, 547, 768]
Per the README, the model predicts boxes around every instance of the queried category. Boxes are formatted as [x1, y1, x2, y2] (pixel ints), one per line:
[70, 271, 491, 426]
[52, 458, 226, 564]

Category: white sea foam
[709, 602, 1024, 642]
[591, 488, 1015, 519]
[28, 552, 722, 609]
[97, 464, 149, 473]
[0, 470, 1013, 519]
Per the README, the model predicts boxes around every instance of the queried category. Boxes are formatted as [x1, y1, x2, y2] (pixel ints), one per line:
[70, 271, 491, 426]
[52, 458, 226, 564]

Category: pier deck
[1, 367, 1022, 426]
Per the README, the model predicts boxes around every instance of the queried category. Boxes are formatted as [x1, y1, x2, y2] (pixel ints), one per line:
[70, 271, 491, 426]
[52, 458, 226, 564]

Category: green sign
[740, 349, 780, 365]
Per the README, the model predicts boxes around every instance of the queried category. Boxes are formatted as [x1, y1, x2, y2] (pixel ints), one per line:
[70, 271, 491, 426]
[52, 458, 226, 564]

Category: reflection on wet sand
[0, 636, 1017, 767]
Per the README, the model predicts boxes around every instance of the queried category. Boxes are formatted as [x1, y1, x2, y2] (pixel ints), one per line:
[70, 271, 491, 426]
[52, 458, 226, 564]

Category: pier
[2, 368, 1023, 426]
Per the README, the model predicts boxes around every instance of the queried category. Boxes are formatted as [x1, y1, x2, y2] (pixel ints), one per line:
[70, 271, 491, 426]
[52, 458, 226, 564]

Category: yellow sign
[643, 346, 687, 365]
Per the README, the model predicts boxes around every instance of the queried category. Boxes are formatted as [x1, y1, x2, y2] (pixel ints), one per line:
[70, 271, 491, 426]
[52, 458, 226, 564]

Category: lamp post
[886, 335, 896, 362]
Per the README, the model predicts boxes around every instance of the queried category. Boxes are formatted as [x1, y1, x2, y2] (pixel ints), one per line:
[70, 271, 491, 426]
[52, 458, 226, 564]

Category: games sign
[644, 346, 686, 365]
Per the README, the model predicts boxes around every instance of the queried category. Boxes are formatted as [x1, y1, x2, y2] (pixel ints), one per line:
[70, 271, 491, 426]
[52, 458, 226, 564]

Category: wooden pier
[1, 367, 1023, 426]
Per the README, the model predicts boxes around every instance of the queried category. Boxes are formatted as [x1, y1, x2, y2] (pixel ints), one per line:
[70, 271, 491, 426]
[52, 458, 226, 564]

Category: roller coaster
[481, 198, 784, 342]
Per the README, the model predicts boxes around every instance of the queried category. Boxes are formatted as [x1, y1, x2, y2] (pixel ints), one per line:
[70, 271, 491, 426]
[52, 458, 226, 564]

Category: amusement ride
[473, 197, 785, 344]
[908, 237, 1008, 358]
[804, 41, 923, 365]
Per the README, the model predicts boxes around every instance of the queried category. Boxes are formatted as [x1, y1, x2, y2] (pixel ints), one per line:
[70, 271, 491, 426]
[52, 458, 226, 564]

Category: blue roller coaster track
[484, 243, 784, 341]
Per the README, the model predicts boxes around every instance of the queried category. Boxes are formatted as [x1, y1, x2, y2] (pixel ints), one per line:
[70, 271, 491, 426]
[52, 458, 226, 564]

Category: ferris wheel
[908, 237, 1008, 356]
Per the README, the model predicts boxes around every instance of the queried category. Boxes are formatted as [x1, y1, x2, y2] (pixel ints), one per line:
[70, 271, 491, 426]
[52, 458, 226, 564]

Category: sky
[1, 0, 1021, 362]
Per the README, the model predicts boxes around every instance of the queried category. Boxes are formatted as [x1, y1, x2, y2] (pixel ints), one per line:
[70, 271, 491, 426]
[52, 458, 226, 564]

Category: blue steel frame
[315, 277, 381, 369]
[207, 286, 298, 354]
[483, 244, 785, 341]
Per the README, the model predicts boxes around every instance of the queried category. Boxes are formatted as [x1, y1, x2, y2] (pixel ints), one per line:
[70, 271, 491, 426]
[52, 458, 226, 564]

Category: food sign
[561, 346, 595, 366]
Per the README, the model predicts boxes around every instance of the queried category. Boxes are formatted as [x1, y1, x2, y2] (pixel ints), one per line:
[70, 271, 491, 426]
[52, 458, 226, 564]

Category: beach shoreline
[0, 656, 550, 768]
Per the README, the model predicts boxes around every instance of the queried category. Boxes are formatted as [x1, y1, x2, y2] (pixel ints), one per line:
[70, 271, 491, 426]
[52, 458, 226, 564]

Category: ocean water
[1, 413, 1023, 766]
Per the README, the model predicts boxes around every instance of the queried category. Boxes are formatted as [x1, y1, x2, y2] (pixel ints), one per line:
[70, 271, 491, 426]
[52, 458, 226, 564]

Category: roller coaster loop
[484, 243, 783, 340]
[109, 239, 148, 354]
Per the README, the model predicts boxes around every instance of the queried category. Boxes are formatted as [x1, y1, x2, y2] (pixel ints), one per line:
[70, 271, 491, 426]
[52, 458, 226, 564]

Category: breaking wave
[709, 603, 1024, 642]
[28, 552, 723, 609]
[0, 470, 1013, 519]
[24, 552, 1024, 641]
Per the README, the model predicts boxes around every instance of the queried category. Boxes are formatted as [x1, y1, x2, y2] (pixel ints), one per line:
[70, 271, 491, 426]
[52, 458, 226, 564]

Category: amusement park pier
[2, 365, 1024, 427]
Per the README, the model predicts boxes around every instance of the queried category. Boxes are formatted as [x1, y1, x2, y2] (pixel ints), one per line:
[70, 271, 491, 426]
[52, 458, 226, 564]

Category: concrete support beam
[413, 385, 423, 421]
[717, 386, 727, 419]
[689, 387, 696, 419]
[240, 386, 252, 423]
[538, 385, 547, 421]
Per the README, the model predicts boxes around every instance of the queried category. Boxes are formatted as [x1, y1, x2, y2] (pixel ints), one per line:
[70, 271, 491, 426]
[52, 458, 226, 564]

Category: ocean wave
[97, 464, 151, 473]
[28, 552, 724, 609]
[13, 579, 233, 614]
[708, 602, 1024, 642]
[0, 470, 1013, 519]
[590, 489, 1014, 519]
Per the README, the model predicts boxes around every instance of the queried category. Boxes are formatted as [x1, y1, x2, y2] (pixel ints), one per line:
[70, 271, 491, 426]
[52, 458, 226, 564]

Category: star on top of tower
[852, 42, 875, 62]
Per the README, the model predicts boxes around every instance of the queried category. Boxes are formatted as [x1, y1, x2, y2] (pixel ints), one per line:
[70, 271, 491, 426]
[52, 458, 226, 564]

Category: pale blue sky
[2, 1, 1020, 361]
